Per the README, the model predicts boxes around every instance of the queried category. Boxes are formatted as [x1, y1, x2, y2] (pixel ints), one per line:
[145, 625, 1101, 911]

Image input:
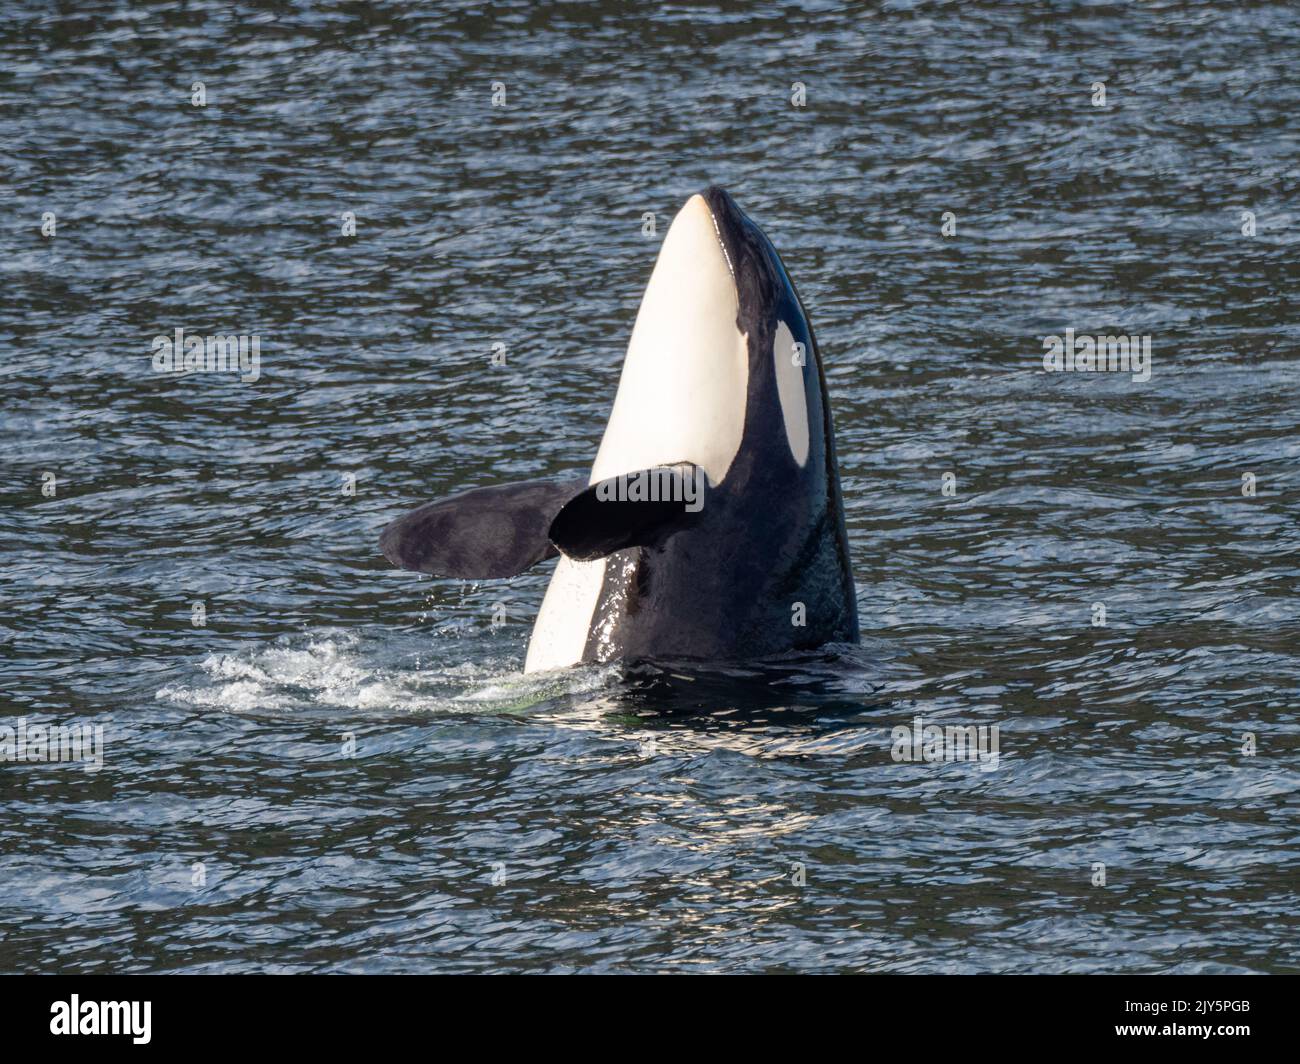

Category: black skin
[573, 186, 859, 664]
[380, 476, 587, 579]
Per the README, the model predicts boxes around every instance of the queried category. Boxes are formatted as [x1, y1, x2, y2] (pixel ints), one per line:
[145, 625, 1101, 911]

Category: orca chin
[379, 187, 859, 673]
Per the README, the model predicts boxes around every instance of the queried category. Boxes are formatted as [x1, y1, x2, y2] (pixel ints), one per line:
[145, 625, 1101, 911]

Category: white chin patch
[590, 194, 748, 488]
[773, 320, 810, 467]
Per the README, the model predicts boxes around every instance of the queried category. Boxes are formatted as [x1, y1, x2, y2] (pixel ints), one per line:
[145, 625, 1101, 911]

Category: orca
[380, 186, 858, 672]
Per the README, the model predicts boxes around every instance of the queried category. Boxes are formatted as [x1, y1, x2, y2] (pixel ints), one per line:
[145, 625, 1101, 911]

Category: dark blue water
[2, 0, 1297, 973]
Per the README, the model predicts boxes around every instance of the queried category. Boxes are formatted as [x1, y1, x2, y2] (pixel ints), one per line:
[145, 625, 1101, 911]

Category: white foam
[155, 630, 619, 716]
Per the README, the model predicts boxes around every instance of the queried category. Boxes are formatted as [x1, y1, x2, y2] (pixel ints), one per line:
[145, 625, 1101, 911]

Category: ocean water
[1, 0, 1297, 973]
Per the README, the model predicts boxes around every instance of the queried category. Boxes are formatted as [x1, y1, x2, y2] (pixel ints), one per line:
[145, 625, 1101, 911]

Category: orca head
[590, 186, 831, 492]
[530, 188, 856, 673]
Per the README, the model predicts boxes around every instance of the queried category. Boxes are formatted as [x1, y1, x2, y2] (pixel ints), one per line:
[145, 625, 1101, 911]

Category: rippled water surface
[2, 0, 1298, 973]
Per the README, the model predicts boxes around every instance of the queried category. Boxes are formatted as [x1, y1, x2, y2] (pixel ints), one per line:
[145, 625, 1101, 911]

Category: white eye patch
[772, 320, 810, 467]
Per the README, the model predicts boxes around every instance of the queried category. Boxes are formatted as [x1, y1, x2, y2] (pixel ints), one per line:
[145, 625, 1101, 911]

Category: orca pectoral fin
[380, 475, 588, 578]
[548, 464, 708, 562]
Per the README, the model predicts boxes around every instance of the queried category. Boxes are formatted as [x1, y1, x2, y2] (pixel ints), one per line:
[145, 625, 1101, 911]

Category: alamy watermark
[1042, 328, 1151, 382]
[596, 466, 705, 512]
[891, 715, 1000, 771]
[152, 328, 261, 382]
[50, 995, 150, 1044]
[1, 718, 104, 771]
